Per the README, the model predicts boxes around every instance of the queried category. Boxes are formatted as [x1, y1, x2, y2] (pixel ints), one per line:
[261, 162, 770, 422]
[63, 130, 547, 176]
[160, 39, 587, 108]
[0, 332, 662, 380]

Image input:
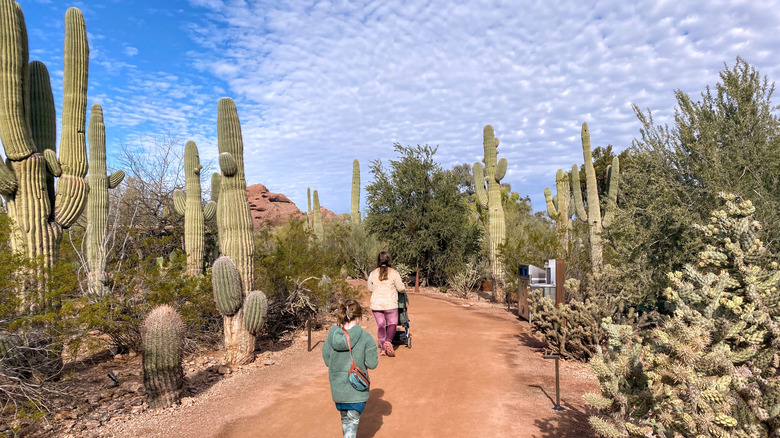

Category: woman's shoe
[380, 350, 386, 356]
[383, 341, 395, 357]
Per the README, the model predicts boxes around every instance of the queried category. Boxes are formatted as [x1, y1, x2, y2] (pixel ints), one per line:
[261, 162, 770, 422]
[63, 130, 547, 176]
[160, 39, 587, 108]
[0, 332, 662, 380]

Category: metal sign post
[542, 354, 564, 411]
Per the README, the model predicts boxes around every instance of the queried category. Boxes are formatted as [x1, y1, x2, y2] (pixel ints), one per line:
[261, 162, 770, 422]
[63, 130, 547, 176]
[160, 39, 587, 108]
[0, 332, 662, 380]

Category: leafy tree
[609, 58, 780, 304]
[364, 144, 480, 286]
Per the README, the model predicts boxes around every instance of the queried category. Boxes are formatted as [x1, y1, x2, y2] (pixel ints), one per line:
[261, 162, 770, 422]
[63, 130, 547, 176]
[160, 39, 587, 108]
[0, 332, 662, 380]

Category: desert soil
[27, 281, 599, 437]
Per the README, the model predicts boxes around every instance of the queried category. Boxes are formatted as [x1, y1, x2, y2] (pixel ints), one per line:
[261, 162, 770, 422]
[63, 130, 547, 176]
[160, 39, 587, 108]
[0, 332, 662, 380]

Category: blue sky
[16, 0, 780, 215]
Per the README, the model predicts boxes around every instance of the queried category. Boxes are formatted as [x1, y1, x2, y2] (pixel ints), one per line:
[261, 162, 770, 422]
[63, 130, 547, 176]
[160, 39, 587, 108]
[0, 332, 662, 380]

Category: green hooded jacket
[322, 324, 379, 403]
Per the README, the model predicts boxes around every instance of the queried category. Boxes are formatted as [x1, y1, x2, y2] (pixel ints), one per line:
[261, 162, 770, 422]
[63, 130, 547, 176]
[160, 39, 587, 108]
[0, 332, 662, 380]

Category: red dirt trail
[119, 288, 598, 437]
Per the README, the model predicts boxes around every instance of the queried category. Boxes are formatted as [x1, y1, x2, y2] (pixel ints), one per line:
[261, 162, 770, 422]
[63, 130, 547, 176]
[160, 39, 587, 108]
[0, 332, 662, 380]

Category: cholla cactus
[473, 125, 507, 303]
[214, 97, 256, 365]
[141, 305, 185, 409]
[544, 169, 570, 256]
[173, 141, 216, 277]
[86, 104, 124, 298]
[587, 194, 780, 437]
[351, 159, 360, 225]
[312, 189, 323, 239]
[0, 4, 90, 303]
[571, 122, 618, 273]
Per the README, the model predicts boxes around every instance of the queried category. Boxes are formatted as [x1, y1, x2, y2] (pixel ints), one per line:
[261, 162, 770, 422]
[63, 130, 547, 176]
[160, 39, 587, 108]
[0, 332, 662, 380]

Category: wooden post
[543, 354, 564, 411]
[554, 258, 565, 309]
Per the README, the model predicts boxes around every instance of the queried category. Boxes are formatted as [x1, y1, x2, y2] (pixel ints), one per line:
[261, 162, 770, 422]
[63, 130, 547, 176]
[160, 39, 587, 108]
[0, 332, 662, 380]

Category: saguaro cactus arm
[54, 7, 90, 229]
[544, 187, 558, 218]
[108, 170, 125, 189]
[0, 1, 35, 161]
[571, 164, 587, 220]
[210, 172, 221, 204]
[602, 157, 619, 227]
[472, 163, 488, 208]
[173, 190, 186, 215]
[203, 201, 216, 221]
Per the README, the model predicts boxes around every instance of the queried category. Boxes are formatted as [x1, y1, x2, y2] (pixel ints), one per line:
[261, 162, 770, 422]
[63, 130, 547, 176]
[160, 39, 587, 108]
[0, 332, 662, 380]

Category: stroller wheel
[407, 335, 412, 349]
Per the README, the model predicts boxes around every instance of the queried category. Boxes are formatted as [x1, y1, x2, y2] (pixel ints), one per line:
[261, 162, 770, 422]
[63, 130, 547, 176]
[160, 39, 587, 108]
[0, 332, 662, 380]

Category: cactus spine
[312, 189, 324, 239]
[214, 97, 256, 365]
[571, 122, 618, 272]
[473, 125, 507, 303]
[141, 305, 185, 409]
[351, 159, 360, 225]
[544, 169, 570, 256]
[173, 141, 216, 277]
[0, 4, 89, 303]
[86, 104, 124, 298]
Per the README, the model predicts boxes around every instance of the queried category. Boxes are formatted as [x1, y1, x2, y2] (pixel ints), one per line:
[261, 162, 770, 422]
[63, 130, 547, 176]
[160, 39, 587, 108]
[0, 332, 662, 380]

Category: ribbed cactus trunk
[306, 187, 313, 231]
[0, 4, 89, 306]
[174, 141, 215, 277]
[350, 159, 360, 225]
[473, 125, 507, 303]
[312, 189, 324, 239]
[215, 98, 255, 365]
[544, 169, 570, 257]
[86, 104, 124, 298]
[571, 122, 619, 274]
[141, 305, 184, 409]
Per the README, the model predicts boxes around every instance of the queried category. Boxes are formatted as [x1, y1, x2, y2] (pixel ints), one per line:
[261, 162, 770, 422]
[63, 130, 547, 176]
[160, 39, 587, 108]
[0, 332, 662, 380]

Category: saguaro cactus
[544, 169, 570, 256]
[312, 190, 324, 239]
[0, 4, 90, 303]
[86, 104, 124, 298]
[351, 159, 360, 225]
[173, 141, 216, 277]
[473, 125, 507, 303]
[141, 305, 185, 409]
[571, 122, 619, 272]
[214, 97, 256, 365]
[306, 187, 313, 231]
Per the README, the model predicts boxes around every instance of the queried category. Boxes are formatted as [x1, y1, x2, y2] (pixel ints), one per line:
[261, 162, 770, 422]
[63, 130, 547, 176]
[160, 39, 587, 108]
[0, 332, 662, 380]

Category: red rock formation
[246, 184, 339, 228]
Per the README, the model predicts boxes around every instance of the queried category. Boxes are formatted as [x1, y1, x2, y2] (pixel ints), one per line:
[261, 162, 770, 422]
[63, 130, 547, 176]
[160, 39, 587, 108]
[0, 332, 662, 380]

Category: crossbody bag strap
[342, 327, 356, 364]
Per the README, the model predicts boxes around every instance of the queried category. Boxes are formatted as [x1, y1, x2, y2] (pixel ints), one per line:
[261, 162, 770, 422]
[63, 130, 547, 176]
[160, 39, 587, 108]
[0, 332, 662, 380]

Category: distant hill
[246, 183, 337, 228]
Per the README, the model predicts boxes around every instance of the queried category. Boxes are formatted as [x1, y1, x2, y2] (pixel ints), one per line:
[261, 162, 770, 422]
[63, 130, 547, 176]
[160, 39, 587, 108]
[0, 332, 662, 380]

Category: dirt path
[112, 288, 598, 437]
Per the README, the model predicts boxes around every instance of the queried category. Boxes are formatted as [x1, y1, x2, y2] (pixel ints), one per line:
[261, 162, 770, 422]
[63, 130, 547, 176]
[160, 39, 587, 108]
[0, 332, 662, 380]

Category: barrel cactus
[473, 125, 507, 303]
[351, 159, 360, 225]
[173, 141, 216, 277]
[571, 122, 618, 273]
[141, 305, 185, 409]
[0, 3, 90, 304]
[214, 97, 256, 365]
[86, 104, 124, 298]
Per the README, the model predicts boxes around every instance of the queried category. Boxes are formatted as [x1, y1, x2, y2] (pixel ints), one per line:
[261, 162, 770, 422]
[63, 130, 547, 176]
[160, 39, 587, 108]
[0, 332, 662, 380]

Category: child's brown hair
[336, 299, 362, 326]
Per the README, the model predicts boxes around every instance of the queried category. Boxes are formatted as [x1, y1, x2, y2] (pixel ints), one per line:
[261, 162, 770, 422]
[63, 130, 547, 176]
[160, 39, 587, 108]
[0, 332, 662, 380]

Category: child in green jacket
[323, 299, 379, 438]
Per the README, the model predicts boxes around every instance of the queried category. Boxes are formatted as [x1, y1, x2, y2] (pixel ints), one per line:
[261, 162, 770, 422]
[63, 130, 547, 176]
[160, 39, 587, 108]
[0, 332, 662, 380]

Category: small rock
[62, 420, 76, 430]
[264, 360, 275, 366]
[217, 365, 232, 375]
[87, 394, 101, 405]
[128, 351, 138, 358]
[100, 388, 116, 399]
[130, 405, 145, 414]
[54, 410, 73, 420]
[181, 397, 195, 406]
[107, 401, 123, 411]
[114, 353, 123, 360]
[84, 420, 101, 429]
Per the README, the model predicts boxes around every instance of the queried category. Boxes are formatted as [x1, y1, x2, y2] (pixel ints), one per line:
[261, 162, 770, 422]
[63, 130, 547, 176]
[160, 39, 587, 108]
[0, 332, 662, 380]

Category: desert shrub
[587, 194, 780, 437]
[74, 249, 220, 354]
[446, 261, 480, 298]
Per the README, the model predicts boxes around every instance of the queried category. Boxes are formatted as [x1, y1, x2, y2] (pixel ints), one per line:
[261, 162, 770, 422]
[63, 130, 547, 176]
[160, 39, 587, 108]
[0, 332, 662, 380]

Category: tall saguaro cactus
[86, 104, 124, 298]
[214, 98, 256, 365]
[306, 187, 313, 231]
[0, 4, 90, 303]
[544, 169, 570, 256]
[350, 159, 360, 225]
[473, 125, 507, 303]
[312, 189, 324, 239]
[173, 141, 216, 277]
[571, 122, 619, 272]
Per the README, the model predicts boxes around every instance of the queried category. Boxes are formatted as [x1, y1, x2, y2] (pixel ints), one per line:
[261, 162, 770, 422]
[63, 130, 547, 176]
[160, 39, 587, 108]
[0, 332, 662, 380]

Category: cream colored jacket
[367, 268, 405, 311]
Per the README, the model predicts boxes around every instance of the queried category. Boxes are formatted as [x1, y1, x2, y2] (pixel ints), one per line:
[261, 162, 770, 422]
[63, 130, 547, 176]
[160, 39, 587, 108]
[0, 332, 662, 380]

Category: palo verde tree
[364, 143, 478, 286]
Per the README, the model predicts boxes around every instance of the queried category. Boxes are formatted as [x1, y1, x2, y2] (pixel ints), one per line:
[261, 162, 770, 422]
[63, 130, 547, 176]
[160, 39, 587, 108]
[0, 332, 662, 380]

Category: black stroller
[392, 291, 411, 348]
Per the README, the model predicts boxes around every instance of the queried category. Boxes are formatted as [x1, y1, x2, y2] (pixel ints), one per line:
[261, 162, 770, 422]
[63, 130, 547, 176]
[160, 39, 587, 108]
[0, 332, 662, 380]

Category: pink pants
[372, 309, 398, 347]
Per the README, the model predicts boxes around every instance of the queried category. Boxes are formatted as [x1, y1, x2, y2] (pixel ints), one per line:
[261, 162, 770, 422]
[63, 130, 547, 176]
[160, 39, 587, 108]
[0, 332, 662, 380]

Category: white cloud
[123, 46, 138, 57]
